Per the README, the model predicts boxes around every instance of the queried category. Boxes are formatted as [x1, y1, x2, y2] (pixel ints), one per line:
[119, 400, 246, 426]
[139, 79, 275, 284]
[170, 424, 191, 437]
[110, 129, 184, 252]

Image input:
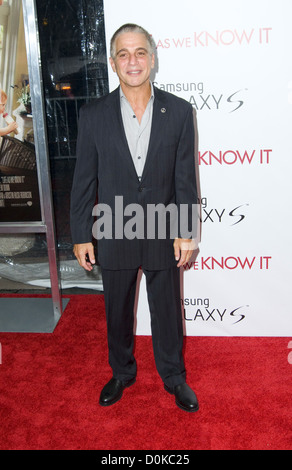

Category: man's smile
[127, 70, 142, 74]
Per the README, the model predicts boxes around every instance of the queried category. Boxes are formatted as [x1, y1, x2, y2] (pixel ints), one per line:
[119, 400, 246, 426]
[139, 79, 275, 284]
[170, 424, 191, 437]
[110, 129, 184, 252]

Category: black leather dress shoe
[99, 377, 136, 407]
[164, 383, 199, 412]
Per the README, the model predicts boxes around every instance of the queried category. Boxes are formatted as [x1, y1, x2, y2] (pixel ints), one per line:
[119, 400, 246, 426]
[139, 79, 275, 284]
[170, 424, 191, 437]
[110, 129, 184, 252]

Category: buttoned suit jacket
[70, 85, 198, 270]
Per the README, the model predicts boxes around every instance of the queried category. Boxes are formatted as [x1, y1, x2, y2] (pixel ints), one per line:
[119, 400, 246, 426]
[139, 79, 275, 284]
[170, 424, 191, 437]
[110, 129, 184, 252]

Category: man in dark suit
[70, 24, 199, 412]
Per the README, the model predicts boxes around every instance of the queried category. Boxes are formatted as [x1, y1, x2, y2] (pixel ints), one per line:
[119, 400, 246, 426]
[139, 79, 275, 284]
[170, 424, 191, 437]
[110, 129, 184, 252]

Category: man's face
[110, 32, 154, 91]
[0, 99, 7, 115]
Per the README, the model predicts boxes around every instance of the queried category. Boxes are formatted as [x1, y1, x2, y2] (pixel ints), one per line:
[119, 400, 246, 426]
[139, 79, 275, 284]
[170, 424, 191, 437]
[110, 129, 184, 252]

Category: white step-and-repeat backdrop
[103, 0, 292, 336]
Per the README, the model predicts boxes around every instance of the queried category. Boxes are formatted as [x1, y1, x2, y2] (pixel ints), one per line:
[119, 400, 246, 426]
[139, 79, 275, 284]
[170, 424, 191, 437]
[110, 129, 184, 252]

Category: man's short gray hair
[110, 23, 156, 59]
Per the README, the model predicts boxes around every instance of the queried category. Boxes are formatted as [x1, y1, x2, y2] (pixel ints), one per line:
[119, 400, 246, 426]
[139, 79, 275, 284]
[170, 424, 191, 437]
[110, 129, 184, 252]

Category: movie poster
[0, 0, 41, 222]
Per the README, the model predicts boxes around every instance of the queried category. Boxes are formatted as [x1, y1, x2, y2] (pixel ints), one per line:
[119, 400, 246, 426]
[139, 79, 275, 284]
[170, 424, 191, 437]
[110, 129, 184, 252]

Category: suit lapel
[104, 87, 139, 180]
[141, 86, 169, 181]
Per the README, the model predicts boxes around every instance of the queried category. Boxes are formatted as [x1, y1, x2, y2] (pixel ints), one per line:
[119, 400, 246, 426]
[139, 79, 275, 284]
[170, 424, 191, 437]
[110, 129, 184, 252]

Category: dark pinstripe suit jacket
[70, 86, 198, 270]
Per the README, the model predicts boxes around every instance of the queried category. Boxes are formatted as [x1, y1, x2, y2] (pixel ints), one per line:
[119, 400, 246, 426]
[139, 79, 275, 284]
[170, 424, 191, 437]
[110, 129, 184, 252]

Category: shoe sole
[99, 378, 136, 407]
[164, 384, 199, 413]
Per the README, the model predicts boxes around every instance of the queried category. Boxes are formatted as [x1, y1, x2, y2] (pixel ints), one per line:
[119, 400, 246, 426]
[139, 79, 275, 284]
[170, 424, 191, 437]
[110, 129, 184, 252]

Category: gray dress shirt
[120, 83, 154, 181]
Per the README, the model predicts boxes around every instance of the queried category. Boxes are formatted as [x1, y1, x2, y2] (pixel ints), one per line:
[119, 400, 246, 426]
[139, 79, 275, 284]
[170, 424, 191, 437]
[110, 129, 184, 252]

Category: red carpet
[0, 293, 291, 450]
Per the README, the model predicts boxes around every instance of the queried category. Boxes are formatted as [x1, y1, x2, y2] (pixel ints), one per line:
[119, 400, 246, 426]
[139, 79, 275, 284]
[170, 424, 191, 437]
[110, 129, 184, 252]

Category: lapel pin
[161, 108, 166, 113]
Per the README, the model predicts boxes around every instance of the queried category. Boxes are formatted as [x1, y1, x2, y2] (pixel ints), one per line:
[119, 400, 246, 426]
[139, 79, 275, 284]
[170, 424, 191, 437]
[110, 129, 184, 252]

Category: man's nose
[128, 53, 139, 65]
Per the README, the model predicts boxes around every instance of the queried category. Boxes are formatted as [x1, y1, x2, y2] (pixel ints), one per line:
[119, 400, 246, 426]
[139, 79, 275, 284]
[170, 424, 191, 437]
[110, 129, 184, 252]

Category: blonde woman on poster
[0, 89, 18, 137]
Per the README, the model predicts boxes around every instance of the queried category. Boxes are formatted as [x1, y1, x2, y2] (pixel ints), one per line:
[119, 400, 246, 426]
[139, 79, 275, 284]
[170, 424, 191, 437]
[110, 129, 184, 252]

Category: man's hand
[73, 242, 95, 271]
[173, 238, 196, 267]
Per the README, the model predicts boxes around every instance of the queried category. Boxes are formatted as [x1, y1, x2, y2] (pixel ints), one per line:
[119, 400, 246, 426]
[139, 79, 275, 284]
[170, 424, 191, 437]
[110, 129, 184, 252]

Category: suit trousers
[101, 266, 186, 389]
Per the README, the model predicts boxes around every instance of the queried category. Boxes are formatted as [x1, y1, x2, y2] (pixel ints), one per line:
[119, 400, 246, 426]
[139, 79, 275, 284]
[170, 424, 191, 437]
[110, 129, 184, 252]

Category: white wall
[104, 0, 292, 336]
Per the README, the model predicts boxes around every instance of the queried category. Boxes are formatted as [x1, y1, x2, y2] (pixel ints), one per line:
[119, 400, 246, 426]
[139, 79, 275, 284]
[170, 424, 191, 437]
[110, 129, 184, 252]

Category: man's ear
[109, 57, 116, 73]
